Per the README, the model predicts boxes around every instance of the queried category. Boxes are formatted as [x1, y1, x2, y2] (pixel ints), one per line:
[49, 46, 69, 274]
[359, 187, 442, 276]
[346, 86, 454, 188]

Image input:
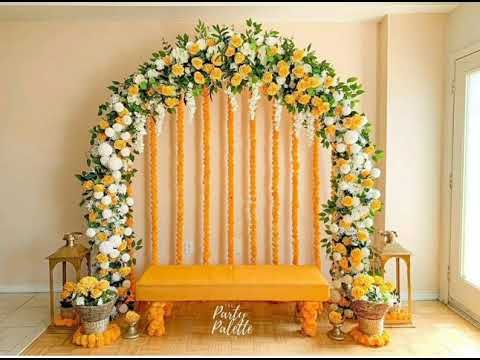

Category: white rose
[197, 38, 206, 50]
[108, 156, 123, 171]
[350, 143, 362, 154]
[333, 91, 344, 102]
[110, 235, 122, 247]
[361, 247, 371, 257]
[110, 249, 120, 259]
[371, 168, 381, 178]
[99, 241, 114, 255]
[97, 298, 104, 306]
[330, 224, 339, 234]
[336, 143, 346, 153]
[112, 170, 122, 181]
[100, 262, 110, 270]
[342, 104, 352, 116]
[86, 228, 96, 238]
[133, 74, 145, 84]
[344, 130, 359, 145]
[126, 197, 134, 206]
[364, 218, 373, 228]
[364, 160, 373, 171]
[120, 132, 131, 141]
[98, 142, 113, 157]
[276, 77, 286, 85]
[121, 253, 131, 262]
[119, 204, 129, 215]
[154, 59, 165, 70]
[108, 184, 118, 194]
[112, 123, 124, 132]
[324, 117, 335, 126]
[124, 227, 133, 236]
[122, 280, 131, 289]
[100, 156, 109, 167]
[146, 68, 159, 78]
[339, 182, 348, 191]
[102, 208, 113, 219]
[122, 116, 132, 126]
[118, 184, 127, 195]
[101, 195, 112, 206]
[75, 297, 85, 306]
[93, 191, 103, 200]
[120, 148, 131, 158]
[340, 164, 351, 174]
[303, 63, 312, 74]
[265, 36, 277, 47]
[105, 127, 115, 138]
[111, 272, 121, 282]
[352, 197, 360, 207]
[332, 252, 342, 262]
[113, 103, 125, 113]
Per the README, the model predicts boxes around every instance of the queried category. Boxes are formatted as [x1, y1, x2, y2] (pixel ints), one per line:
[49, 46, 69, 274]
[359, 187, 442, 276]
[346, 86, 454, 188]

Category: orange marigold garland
[312, 121, 321, 267]
[271, 102, 280, 265]
[291, 116, 300, 265]
[202, 88, 211, 265]
[148, 117, 160, 266]
[249, 92, 258, 265]
[72, 323, 121, 348]
[176, 98, 185, 265]
[350, 327, 391, 347]
[227, 96, 235, 265]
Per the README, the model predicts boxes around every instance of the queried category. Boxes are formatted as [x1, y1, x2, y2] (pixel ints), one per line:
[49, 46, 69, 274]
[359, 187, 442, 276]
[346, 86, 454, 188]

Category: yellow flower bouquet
[72, 276, 116, 307]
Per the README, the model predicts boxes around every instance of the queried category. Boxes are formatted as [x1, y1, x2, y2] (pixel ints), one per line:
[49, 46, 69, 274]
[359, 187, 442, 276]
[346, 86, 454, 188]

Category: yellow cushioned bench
[136, 265, 330, 336]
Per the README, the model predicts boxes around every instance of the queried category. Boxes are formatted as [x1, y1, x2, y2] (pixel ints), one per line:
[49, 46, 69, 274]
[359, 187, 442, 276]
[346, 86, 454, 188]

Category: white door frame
[440, 41, 480, 305]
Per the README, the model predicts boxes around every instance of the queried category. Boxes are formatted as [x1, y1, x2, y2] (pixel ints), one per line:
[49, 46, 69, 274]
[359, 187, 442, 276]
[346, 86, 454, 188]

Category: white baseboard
[402, 291, 439, 301]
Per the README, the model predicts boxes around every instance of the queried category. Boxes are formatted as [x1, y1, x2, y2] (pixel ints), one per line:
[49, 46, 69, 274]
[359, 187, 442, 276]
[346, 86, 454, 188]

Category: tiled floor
[19, 299, 480, 356]
[0, 293, 53, 355]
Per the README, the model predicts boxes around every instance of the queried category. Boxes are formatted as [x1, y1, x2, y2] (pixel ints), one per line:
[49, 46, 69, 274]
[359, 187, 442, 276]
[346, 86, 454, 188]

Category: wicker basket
[74, 298, 116, 334]
[352, 300, 390, 336]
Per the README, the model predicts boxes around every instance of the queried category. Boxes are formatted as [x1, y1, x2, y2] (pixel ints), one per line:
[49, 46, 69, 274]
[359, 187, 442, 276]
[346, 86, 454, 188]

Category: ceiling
[0, 2, 460, 23]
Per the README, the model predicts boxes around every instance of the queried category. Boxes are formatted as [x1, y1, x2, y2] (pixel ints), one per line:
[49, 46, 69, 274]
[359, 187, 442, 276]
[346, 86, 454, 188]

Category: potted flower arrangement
[72, 276, 117, 334]
[350, 274, 397, 336]
[59, 281, 76, 320]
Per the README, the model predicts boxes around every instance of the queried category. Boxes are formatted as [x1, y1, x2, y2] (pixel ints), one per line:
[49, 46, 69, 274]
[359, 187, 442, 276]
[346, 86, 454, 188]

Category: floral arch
[76, 19, 383, 320]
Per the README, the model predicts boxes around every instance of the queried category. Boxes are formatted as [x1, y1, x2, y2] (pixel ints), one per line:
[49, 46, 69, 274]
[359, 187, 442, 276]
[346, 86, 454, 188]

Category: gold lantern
[45, 232, 91, 327]
[373, 231, 414, 327]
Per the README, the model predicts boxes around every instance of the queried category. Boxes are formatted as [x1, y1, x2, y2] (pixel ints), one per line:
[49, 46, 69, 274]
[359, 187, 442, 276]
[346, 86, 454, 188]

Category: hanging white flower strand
[248, 83, 261, 121]
[154, 103, 166, 135]
[293, 112, 303, 138]
[225, 87, 239, 113]
[305, 112, 316, 146]
[273, 98, 282, 131]
[185, 87, 196, 124]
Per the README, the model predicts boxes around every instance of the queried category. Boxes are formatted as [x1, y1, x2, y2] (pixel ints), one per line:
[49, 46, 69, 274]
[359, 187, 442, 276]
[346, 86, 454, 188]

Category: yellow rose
[362, 178, 374, 188]
[93, 184, 105, 193]
[119, 267, 131, 277]
[267, 46, 279, 57]
[230, 73, 243, 87]
[97, 279, 110, 291]
[210, 67, 223, 81]
[163, 55, 173, 66]
[381, 282, 395, 293]
[191, 57, 203, 70]
[118, 241, 127, 252]
[344, 173, 357, 182]
[352, 286, 366, 300]
[364, 145, 375, 156]
[326, 125, 336, 137]
[361, 170, 370, 177]
[97, 269, 109, 278]
[373, 275, 385, 286]
[234, 52, 245, 64]
[76, 284, 88, 297]
[202, 63, 214, 74]
[297, 94, 311, 105]
[277, 60, 290, 78]
[341, 196, 354, 207]
[165, 97, 179, 108]
[266, 83, 280, 96]
[114, 139, 126, 150]
[128, 85, 139, 97]
[371, 199, 382, 212]
[239, 64, 252, 78]
[225, 46, 235, 57]
[334, 243, 347, 255]
[160, 85, 176, 97]
[97, 232, 107, 242]
[296, 78, 310, 92]
[194, 71, 205, 85]
[171, 64, 185, 77]
[189, 43, 200, 55]
[328, 311, 343, 324]
[351, 248, 363, 263]
[206, 38, 217, 47]
[324, 75, 335, 88]
[284, 94, 296, 105]
[292, 49, 305, 63]
[90, 288, 103, 299]
[88, 212, 97, 222]
[212, 53, 223, 66]
[339, 258, 349, 270]
[64, 281, 76, 293]
[230, 34, 243, 48]
[357, 230, 369, 242]
[293, 66, 305, 78]
[83, 180, 94, 191]
[99, 119, 109, 130]
[262, 72, 273, 84]
[61, 290, 71, 300]
[101, 176, 113, 186]
[308, 76, 322, 89]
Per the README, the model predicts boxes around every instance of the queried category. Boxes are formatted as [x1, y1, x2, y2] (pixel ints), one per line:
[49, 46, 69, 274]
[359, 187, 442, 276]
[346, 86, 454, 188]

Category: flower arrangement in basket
[72, 276, 117, 334]
[350, 274, 398, 341]
[53, 281, 79, 327]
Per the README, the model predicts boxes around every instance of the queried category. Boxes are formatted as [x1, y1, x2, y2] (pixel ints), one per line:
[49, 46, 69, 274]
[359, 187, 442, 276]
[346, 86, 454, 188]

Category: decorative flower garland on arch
[76, 19, 383, 320]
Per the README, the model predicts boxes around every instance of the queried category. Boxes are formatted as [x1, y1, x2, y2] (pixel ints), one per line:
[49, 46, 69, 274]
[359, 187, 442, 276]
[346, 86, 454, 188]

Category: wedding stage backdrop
[76, 19, 384, 338]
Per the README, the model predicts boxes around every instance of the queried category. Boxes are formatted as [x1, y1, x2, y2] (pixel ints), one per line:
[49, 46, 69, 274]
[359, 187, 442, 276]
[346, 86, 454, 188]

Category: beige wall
[0, 18, 378, 291]
[381, 14, 446, 299]
[446, 4, 480, 54]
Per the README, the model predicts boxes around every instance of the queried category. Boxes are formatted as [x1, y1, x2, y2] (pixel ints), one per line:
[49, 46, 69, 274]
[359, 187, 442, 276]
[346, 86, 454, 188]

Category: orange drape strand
[249, 94, 258, 265]
[291, 118, 300, 265]
[312, 122, 321, 267]
[202, 88, 211, 265]
[148, 117, 159, 266]
[271, 104, 280, 265]
[175, 99, 185, 265]
[227, 97, 235, 265]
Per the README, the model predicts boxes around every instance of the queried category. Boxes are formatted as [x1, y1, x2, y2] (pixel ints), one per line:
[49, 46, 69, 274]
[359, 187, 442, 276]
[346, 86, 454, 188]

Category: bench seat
[136, 264, 330, 302]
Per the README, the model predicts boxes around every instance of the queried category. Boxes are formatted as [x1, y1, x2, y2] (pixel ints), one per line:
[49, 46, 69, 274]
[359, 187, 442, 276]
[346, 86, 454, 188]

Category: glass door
[449, 50, 480, 322]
